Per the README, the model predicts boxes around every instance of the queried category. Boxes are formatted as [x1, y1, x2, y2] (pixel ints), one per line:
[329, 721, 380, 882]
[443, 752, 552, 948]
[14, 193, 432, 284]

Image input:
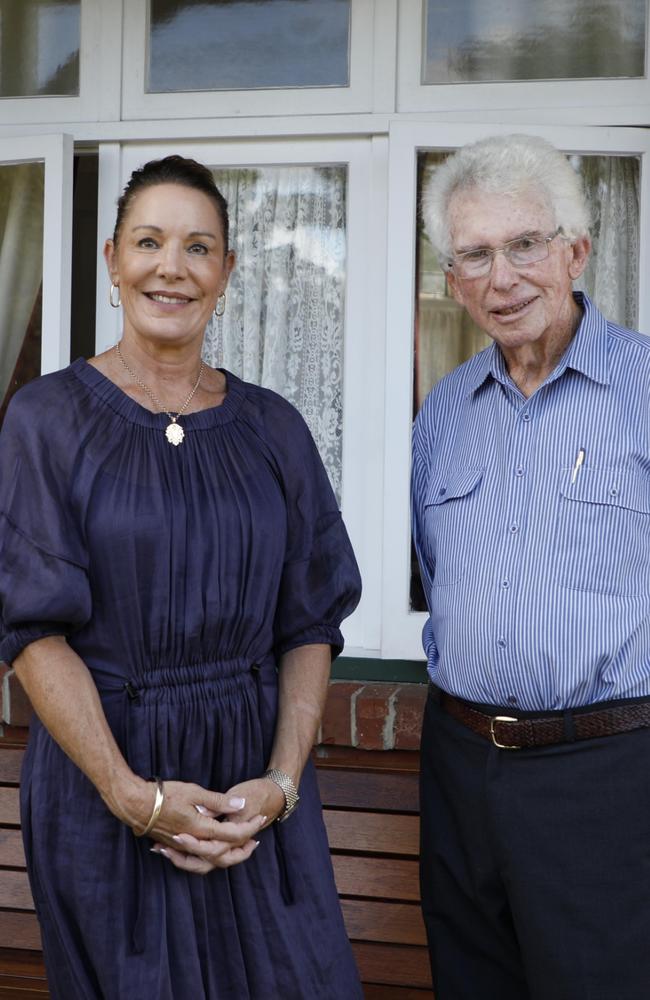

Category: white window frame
[383, 120, 650, 660]
[397, 0, 650, 124]
[0, 0, 121, 126]
[0, 133, 74, 378]
[121, 0, 376, 120]
[95, 136, 386, 655]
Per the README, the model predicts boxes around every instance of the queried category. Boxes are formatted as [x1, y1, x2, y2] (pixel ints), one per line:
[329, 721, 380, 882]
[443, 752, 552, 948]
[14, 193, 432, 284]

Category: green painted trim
[332, 657, 428, 683]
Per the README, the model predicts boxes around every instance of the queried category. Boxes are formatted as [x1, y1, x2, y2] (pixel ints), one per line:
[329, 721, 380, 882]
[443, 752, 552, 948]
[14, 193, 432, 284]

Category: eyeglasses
[449, 229, 562, 279]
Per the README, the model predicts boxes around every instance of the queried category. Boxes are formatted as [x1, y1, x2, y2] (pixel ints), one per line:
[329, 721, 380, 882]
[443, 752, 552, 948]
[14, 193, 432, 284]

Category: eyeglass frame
[446, 228, 564, 279]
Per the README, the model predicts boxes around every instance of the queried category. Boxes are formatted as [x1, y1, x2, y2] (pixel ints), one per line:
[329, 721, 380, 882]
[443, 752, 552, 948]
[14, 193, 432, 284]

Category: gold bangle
[134, 776, 164, 837]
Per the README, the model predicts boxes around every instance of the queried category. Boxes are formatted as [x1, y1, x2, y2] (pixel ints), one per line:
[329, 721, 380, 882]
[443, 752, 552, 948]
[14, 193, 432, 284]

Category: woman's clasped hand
[141, 777, 285, 873]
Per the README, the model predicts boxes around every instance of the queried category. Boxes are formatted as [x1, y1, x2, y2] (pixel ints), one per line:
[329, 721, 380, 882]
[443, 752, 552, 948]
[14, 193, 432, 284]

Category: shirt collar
[465, 291, 610, 397]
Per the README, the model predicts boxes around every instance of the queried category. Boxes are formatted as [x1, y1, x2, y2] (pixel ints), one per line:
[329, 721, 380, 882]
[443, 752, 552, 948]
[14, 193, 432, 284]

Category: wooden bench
[0, 726, 48, 998]
[315, 745, 432, 998]
[0, 732, 432, 998]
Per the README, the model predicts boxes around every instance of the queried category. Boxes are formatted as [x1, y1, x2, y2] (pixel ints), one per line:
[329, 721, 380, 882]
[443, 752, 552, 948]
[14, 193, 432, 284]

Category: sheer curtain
[0, 163, 44, 416]
[575, 155, 640, 329]
[203, 165, 347, 500]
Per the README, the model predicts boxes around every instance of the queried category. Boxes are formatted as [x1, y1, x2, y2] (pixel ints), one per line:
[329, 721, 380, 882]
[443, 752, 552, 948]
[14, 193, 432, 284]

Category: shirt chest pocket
[423, 468, 484, 587]
[555, 468, 650, 596]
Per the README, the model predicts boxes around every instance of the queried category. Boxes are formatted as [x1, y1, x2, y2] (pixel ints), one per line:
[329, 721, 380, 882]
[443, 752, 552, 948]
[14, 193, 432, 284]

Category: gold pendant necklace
[115, 343, 205, 446]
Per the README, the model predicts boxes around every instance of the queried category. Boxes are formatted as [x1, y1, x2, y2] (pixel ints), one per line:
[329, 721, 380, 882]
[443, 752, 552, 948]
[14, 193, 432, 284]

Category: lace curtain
[203, 165, 347, 501]
[574, 155, 640, 330]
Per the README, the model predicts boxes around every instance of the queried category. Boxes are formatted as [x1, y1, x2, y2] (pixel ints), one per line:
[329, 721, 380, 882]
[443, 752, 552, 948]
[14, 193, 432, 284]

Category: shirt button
[522, 413, 531, 422]
[438, 487, 447, 496]
[502, 580, 510, 589]
[509, 523, 519, 534]
[507, 695, 518, 705]
[497, 637, 507, 648]
[610, 487, 618, 497]
[515, 467, 525, 478]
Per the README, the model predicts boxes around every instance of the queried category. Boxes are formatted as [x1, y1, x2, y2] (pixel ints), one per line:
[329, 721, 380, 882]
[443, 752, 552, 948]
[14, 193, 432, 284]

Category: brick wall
[1, 662, 427, 751]
[319, 680, 427, 750]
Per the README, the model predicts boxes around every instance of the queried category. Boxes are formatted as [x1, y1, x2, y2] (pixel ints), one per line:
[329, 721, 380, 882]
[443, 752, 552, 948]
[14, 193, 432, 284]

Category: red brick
[2, 668, 33, 728]
[394, 684, 427, 750]
[320, 682, 364, 747]
[355, 684, 400, 750]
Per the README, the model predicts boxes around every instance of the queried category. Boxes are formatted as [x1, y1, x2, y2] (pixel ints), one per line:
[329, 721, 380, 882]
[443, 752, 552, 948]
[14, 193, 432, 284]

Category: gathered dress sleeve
[268, 402, 361, 661]
[0, 387, 91, 665]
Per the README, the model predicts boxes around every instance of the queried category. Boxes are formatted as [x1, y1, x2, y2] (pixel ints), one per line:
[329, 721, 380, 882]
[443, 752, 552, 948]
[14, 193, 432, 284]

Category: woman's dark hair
[113, 155, 229, 251]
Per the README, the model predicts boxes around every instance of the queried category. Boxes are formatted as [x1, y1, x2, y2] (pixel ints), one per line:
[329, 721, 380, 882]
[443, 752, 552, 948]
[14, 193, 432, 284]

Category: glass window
[0, 0, 80, 98]
[203, 165, 347, 498]
[0, 162, 44, 422]
[410, 149, 641, 610]
[148, 0, 350, 93]
[423, 0, 646, 84]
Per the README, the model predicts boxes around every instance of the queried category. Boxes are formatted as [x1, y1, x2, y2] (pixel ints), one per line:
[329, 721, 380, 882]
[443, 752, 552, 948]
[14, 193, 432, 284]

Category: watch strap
[263, 768, 300, 822]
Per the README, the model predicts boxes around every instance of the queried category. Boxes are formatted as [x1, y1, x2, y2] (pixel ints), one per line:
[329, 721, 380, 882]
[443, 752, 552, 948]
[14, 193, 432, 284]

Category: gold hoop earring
[214, 293, 226, 318]
[109, 283, 121, 308]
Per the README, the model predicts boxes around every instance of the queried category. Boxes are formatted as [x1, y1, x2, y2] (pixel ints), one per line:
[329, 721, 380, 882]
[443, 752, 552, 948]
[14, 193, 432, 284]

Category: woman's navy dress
[0, 359, 362, 1000]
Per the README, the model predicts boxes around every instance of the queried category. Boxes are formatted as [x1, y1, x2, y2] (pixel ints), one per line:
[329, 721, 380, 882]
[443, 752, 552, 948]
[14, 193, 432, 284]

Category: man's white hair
[422, 133, 591, 262]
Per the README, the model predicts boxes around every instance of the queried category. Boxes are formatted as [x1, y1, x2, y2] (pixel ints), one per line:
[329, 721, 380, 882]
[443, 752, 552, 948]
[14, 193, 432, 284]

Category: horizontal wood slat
[0, 729, 29, 747]
[0, 870, 33, 911]
[0, 949, 46, 980]
[0, 984, 50, 998]
[317, 769, 419, 813]
[0, 748, 23, 784]
[0, 829, 26, 868]
[332, 855, 419, 901]
[0, 948, 48, 998]
[313, 747, 420, 772]
[0, 912, 42, 951]
[352, 942, 432, 990]
[342, 900, 426, 947]
[324, 810, 420, 856]
[0, 787, 20, 825]
[363, 986, 433, 1000]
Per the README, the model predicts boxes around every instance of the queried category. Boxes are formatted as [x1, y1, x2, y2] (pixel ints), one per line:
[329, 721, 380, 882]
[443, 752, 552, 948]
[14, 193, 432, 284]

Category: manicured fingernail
[254, 840, 261, 847]
[194, 804, 210, 815]
[149, 845, 161, 854]
[260, 816, 268, 825]
[229, 797, 246, 809]
[159, 848, 171, 859]
[172, 835, 185, 844]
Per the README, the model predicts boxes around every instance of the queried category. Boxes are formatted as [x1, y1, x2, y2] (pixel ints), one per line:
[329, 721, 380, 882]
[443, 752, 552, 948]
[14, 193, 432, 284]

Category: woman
[0, 156, 363, 999]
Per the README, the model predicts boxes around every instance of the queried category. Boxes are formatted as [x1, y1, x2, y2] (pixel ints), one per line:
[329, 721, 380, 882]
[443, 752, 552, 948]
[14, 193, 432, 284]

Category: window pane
[410, 149, 641, 611]
[0, 0, 80, 98]
[423, 0, 646, 84]
[0, 162, 44, 423]
[203, 165, 346, 499]
[148, 0, 350, 93]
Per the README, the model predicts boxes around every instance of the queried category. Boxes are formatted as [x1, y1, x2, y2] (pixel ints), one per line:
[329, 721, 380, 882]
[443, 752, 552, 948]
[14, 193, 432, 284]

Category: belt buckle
[490, 715, 520, 749]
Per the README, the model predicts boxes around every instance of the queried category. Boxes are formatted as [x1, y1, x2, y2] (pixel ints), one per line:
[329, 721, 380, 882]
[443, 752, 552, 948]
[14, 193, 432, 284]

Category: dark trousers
[420, 688, 650, 1000]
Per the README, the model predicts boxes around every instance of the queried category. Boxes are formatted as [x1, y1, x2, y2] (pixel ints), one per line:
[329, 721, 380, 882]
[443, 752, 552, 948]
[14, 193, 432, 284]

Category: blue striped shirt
[411, 293, 650, 710]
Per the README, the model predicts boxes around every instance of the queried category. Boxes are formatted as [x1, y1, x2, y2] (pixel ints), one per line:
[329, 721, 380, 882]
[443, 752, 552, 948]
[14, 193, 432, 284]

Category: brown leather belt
[439, 691, 650, 750]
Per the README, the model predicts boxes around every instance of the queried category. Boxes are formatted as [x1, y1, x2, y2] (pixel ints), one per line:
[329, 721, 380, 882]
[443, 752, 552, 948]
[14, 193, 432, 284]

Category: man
[412, 133, 650, 1000]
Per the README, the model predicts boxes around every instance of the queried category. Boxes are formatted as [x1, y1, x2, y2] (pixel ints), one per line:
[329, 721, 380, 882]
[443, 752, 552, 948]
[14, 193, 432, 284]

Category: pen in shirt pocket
[571, 447, 585, 485]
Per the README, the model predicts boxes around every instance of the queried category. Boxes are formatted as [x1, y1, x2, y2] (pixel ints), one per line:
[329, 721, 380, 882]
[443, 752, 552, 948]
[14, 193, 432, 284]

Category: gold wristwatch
[263, 768, 300, 822]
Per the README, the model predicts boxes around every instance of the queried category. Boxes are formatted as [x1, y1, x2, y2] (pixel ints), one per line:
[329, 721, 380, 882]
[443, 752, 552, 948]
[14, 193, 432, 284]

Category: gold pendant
[165, 421, 185, 446]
